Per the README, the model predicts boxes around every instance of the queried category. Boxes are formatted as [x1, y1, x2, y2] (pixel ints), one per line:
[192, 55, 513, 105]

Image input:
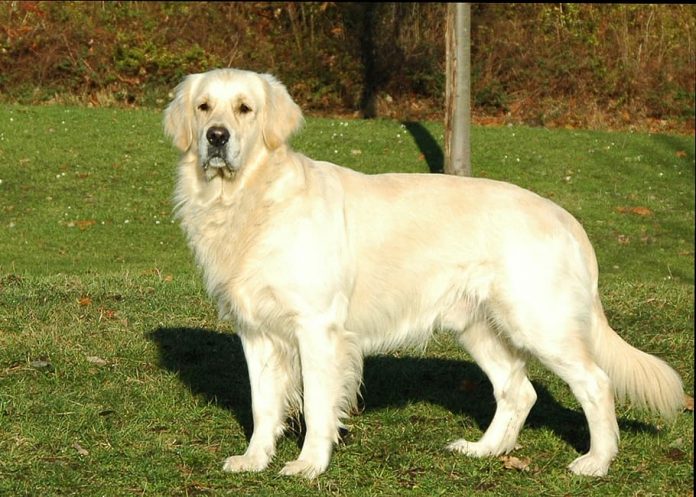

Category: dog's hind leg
[531, 340, 619, 476]
[448, 321, 537, 457]
[223, 331, 301, 473]
[491, 291, 619, 476]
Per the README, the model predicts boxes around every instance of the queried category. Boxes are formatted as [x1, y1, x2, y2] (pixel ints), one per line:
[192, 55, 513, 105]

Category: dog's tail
[591, 300, 684, 419]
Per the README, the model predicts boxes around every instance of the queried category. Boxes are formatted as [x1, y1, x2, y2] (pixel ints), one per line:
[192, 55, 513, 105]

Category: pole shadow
[147, 326, 656, 454]
[402, 121, 444, 173]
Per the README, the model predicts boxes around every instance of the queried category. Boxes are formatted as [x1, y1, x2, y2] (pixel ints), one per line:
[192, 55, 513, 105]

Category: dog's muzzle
[202, 126, 235, 180]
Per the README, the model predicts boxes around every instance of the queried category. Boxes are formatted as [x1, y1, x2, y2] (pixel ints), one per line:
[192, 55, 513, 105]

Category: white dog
[164, 68, 683, 479]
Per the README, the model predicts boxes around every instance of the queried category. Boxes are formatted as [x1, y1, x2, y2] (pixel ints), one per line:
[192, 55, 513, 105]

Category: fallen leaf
[75, 219, 96, 230]
[617, 234, 630, 245]
[675, 150, 687, 158]
[500, 455, 531, 471]
[30, 359, 52, 370]
[78, 296, 92, 306]
[665, 448, 685, 461]
[631, 206, 652, 216]
[100, 308, 117, 320]
[86, 356, 108, 367]
[616, 206, 652, 217]
[684, 394, 694, 412]
[73, 442, 89, 456]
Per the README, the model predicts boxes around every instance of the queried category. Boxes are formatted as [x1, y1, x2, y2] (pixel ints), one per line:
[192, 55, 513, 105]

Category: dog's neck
[175, 143, 302, 211]
[173, 143, 308, 289]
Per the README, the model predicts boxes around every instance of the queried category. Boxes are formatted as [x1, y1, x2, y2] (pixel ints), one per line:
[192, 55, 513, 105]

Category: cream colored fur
[164, 68, 684, 479]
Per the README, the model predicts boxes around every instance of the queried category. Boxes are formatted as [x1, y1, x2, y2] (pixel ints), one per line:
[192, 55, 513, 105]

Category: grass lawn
[0, 104, 693, 496]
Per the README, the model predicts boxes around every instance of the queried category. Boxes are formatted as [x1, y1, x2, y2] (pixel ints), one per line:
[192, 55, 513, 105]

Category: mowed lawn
[0, 104, 693, 496]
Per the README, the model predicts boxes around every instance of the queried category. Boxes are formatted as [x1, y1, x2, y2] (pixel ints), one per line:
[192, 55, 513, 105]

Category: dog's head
[164, 69, 303, 179]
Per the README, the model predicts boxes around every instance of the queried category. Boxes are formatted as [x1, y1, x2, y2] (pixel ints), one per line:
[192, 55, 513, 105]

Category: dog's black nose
[206, 126, 230, 147]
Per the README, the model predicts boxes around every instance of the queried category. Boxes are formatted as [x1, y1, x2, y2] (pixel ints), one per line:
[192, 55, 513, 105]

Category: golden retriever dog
[164, 68, 683, 479]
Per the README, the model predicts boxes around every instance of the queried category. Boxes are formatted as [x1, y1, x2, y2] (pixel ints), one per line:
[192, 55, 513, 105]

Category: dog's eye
[198, 103, 210, 112]
[239, 103, 252, 114]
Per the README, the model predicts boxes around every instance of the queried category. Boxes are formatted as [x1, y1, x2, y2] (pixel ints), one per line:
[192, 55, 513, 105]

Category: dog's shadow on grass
[148, 326, 655, 454]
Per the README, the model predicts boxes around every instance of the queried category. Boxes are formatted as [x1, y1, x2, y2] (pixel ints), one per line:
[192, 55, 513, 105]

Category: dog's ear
[163, 74, 202, 151]
[260, 73, 304, 150]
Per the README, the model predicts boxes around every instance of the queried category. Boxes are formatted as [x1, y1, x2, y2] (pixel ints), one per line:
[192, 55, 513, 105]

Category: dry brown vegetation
[1, 2, 694, 132]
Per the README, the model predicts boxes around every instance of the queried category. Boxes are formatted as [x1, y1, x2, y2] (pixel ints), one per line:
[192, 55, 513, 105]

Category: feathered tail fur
[592, 300, 684, 419]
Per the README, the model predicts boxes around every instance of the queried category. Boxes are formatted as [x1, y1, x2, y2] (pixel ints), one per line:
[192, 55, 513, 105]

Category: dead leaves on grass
[72, 442, 89, 457]
[613, 206, 657, 246]
[77, 295, 92, 306]
[617, 233, 631, 245]
[499, 454, 532, 472]
[69, 219, 97, 230]
[86, 356, 108, 367]
[616, 206, 653, 217]
[77, 294, 125, 324]
[30, 359, 53, 371]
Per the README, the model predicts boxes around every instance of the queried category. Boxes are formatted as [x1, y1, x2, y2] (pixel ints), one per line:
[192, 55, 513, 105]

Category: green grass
[0, 104, 693, 496]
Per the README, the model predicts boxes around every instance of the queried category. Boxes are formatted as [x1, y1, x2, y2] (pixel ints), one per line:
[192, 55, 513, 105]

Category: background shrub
[0, 2, 693, 130]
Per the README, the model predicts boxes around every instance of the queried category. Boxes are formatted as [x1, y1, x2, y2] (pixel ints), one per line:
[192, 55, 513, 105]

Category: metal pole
[445, 3, 471, 176]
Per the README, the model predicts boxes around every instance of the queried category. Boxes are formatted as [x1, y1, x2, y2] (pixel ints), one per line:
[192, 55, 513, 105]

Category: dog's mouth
[202, 152, 235, 181]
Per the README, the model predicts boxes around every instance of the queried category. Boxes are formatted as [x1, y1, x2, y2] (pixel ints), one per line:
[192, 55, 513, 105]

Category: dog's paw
[568, 453, 610, 477]
[279, 458, 327, 479]
[222, 454, 270, 473]
[447, 439, 495, 457]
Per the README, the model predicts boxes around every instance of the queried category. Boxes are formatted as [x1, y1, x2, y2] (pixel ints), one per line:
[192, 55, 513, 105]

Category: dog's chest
[181, 197, 283, 321]
[183, 196, 261, 270]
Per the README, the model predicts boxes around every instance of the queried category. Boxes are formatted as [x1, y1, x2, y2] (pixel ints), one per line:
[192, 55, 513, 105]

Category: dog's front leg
[280, 319, 350, 479]
[223, 331, 300, 473]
